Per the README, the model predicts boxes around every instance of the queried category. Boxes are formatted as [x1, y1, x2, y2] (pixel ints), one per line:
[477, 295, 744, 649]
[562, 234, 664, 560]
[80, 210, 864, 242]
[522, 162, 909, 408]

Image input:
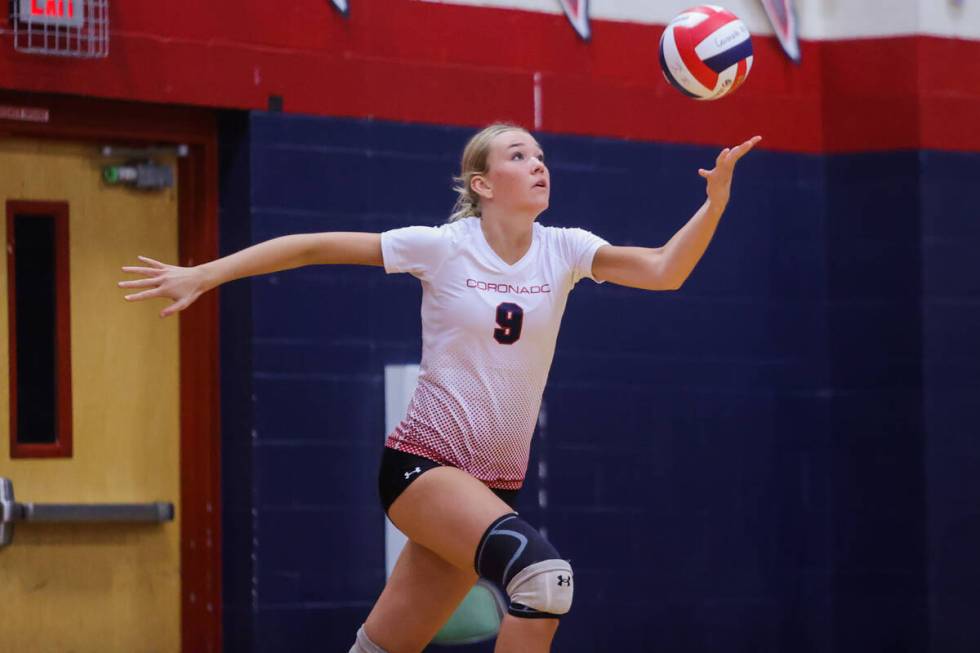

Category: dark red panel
[178, 138, 222, 653]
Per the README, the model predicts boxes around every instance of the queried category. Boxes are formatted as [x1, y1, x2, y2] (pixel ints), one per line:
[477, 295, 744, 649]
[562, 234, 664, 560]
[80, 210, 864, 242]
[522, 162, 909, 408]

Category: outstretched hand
[118, 256, 207, 318]
[698, 135, 762, 207]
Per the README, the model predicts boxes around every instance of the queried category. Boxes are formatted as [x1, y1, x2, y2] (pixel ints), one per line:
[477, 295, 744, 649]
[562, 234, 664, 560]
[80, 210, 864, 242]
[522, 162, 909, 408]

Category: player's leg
[494, 615, 559, 653]
[356, 538, 478, 653]
[388, 466, 571, 653]
[350, 534, 559, 653]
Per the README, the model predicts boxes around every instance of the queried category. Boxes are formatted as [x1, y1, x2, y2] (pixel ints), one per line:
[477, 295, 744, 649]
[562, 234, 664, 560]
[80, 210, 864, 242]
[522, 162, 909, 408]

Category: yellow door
[0, 138, 181, 652]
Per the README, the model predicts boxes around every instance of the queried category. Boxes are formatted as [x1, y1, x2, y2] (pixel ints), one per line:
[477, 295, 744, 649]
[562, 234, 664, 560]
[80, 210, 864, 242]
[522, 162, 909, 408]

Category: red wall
[1, 0, 978, 153]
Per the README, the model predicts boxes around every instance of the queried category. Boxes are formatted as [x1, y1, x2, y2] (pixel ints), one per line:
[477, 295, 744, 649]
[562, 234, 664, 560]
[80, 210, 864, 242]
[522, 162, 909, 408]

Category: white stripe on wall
[418, 0, 980, 41]
[383, 364, 420, 579]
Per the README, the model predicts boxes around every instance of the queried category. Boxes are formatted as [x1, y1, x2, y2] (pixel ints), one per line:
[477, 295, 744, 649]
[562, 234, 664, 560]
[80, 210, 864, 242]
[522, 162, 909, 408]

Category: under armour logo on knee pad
[557, 575, 571, 587]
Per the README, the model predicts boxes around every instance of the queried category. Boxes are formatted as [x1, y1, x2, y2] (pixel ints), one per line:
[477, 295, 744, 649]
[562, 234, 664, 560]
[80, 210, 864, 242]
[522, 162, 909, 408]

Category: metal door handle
[0, 477, 174, 548]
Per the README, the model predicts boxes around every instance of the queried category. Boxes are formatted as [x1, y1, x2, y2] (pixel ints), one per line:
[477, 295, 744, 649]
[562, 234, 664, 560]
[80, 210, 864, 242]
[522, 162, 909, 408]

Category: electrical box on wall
[11, 0, 109, 58]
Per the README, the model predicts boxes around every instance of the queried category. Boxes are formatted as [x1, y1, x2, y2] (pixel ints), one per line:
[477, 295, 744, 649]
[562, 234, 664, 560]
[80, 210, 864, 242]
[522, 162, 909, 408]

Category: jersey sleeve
[380, 225, 453, 282]
[555, 227, 610, 285]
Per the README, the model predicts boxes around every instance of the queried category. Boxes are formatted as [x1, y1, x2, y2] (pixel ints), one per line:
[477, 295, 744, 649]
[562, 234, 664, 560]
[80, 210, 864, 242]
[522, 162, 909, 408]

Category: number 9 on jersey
[493, 302, 524, 345]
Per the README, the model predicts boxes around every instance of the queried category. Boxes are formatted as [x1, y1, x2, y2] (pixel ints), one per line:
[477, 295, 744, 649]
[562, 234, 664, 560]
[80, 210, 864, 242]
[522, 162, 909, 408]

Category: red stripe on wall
[0, 1, 977, 153]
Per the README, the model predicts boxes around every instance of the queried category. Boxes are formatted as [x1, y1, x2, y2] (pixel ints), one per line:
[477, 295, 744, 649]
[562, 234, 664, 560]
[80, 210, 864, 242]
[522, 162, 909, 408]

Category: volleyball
[659, 5, 753, 100]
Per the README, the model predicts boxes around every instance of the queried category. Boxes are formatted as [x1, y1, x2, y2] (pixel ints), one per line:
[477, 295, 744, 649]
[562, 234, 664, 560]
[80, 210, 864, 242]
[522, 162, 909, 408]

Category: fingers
[736, 135, 762, 150]
[729, 135, 763, 163]
[119, 255, 190, 317]
[120, 283, 191, 319]
[714, 135, 762, 164]
[137, 255, 167, 269]
[118, 277, 160, 289]
[161, 295, 195, 319]
[123, 287, 163, 302]
[120, 256, 167, 278]
[121, 266, 164, 277]
[160, 303, 182, 318]
[707, 138, 760, 175]
[119, 264, 164, 296]
[120, 259, 166, 300]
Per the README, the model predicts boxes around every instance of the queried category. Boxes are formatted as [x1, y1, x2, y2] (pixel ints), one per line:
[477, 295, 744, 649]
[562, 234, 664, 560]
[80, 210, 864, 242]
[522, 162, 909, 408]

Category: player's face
[483, 130, 550, 217]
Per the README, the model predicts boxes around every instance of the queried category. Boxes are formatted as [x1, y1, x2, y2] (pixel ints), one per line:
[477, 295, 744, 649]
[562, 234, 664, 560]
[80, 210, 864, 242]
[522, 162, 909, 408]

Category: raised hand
[698, 135, 762, 207]
[118, 255, 207, 318]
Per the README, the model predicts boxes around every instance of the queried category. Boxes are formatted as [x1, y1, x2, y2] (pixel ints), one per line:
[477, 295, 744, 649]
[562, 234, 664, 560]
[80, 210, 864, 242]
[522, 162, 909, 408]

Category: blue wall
[921, 151, 980, 653]
[219, 110, 257, 652]
[218, 112, 979, 652]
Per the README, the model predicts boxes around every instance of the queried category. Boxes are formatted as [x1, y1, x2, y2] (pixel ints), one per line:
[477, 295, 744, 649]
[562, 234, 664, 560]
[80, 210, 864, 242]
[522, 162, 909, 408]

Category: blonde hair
[448, 122, 528, 222]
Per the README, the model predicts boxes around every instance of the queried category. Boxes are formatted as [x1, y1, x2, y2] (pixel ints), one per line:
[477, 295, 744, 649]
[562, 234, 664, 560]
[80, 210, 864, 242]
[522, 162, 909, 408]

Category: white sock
[348, 625, 388, 653]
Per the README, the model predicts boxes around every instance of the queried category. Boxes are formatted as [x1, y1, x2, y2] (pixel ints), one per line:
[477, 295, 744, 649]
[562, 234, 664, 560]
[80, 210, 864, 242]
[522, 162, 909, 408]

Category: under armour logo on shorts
[404, 467, 422, 480]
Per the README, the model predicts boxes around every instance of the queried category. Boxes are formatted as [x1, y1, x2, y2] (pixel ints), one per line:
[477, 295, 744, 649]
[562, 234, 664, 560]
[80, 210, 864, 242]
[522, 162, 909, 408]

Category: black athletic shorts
[378, 446, 520, 514]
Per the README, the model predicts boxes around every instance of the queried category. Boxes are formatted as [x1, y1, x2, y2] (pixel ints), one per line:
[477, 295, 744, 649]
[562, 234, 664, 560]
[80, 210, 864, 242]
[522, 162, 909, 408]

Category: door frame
[0, 90, 222, 652]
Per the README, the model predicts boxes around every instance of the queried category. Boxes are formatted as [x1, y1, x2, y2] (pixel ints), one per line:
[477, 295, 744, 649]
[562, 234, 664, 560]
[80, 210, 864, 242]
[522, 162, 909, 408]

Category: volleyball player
[119, 124, 760, 652]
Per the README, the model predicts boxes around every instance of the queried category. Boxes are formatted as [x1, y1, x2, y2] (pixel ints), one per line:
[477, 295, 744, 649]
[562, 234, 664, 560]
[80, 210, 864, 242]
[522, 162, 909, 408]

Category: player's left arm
[592, 135, 761, 291]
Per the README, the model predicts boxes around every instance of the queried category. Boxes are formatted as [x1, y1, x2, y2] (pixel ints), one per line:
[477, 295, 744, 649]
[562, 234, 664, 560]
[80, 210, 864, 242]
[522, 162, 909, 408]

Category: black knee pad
[474, 513, 573, 619]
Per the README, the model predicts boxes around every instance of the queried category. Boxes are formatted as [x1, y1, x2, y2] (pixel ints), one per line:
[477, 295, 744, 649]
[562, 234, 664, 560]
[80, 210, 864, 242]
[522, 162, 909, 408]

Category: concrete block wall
[219, 111, 978, 652]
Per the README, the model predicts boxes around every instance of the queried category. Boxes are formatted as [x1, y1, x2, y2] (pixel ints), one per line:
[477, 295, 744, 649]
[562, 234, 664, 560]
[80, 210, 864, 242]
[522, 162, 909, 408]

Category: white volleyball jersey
[381, 217, 608, 489]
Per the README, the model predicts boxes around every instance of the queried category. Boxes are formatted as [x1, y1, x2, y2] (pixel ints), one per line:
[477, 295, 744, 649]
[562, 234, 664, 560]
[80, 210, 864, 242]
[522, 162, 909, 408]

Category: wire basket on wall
[11, 0, 109, 58]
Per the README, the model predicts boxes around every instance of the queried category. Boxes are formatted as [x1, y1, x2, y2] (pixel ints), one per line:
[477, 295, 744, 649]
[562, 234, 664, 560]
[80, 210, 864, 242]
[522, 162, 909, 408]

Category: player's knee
[507, 557, 574, 617]
[474, 513, 574, 618]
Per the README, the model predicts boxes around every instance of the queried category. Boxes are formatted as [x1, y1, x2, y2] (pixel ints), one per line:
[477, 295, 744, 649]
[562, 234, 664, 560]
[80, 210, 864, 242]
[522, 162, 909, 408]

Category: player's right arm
[119, 232, 382, 318]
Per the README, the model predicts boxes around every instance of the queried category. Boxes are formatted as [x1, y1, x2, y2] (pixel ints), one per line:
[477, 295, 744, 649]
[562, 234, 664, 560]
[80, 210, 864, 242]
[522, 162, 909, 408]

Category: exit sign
[18, 0, 85, 27]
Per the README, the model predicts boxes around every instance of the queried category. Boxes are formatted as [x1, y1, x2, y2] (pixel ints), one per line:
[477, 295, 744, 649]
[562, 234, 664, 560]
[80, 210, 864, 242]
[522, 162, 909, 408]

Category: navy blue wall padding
[823, 153, 927, 653]
[921, 151, 980, 653]
[217, 112, 980, 653]
[219, 110, 258, 653]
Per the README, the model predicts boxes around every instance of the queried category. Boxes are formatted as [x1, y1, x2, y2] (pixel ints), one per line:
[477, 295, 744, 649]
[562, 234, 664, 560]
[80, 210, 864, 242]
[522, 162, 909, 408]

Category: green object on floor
[431, 581, 505, 645]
